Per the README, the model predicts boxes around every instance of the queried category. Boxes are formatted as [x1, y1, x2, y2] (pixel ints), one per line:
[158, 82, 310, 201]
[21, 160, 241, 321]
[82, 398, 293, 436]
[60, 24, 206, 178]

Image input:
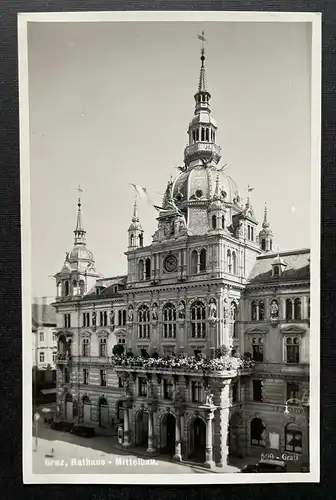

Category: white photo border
[19, 10, 321, 485]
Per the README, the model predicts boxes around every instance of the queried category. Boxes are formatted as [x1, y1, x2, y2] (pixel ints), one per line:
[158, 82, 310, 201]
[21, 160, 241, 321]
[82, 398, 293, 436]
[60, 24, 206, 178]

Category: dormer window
[273, 266, 280, 277]
[96, 288, 100, 296]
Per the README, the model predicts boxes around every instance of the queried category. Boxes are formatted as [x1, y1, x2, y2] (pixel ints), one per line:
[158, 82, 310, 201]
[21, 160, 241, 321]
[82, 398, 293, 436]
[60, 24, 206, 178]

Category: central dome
[69, 245, 94, 262]
[172, 166, 239, 205]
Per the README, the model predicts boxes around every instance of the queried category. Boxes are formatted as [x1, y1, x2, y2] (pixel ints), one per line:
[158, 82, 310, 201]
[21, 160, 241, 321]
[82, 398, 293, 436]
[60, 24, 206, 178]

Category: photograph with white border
[19, 10, 321, 484]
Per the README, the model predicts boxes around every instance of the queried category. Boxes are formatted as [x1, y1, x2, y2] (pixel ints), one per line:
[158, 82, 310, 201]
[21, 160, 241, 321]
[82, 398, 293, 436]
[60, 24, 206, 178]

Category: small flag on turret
[129, 184, 152, 203]
[248, 185, 254, 192]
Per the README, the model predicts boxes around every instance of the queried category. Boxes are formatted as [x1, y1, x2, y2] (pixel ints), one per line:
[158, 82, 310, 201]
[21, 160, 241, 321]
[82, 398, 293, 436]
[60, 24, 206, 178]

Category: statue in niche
[92, 311, 97, 327]
[270, 300, 279, 319]
[205, 388, 214, 406]
[128, 306, 134, 322]
[151, 303, 158, 321]
[174, 385, 183, 402]
[178, 301, 185, 320]
[209, 298, 217, 320]
[124, 375, 132, 396]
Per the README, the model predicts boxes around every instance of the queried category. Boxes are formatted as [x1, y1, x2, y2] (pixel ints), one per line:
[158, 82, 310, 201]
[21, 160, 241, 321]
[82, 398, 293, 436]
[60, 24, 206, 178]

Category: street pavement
[32, 421, 240, 475]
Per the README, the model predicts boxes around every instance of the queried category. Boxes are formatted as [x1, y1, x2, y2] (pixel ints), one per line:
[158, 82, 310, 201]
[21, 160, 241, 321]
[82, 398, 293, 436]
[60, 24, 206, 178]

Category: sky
[27, 20, 312, 301]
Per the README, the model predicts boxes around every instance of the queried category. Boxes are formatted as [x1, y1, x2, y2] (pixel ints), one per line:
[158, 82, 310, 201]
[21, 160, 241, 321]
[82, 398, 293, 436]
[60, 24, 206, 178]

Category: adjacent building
[52, 39, 310, 470]
[32, 302, 57, 391]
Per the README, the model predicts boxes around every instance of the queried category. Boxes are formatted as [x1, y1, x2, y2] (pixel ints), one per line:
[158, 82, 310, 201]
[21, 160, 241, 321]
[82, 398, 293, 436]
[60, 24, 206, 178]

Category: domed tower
[54, 188, 101, 300]
[208, 174, 227, 232]
[258, 203, 274, 252]
[184, 31, 221, 169]
[128, 200, 144, 249]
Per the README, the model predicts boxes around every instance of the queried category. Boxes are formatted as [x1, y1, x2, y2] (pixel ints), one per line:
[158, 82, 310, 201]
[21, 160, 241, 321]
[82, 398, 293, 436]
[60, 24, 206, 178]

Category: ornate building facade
[53, 41, 310, 470]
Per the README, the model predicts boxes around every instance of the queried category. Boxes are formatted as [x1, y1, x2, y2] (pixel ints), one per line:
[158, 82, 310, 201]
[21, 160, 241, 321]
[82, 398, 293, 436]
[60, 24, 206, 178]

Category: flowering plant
[111, 353, 254, 372]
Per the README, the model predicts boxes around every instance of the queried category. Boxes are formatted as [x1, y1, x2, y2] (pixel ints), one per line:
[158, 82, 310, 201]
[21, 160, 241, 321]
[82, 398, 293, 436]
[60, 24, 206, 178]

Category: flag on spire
[129, 184, 152, 203]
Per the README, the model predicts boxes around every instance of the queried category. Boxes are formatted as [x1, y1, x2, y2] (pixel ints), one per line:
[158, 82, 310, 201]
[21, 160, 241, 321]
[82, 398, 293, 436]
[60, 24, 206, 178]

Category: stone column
[197, 251, 200, 274]
[122, 398, 132, 448]
[216, 381, 230, 467]
[173, 406, 182, 462]
[182, 248, 187, 279]
[146, 403, 156, 453]
[200, 404, 217, 469]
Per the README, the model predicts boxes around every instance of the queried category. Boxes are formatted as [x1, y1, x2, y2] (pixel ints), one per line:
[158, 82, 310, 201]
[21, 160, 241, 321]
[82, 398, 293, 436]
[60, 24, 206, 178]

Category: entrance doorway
[99, 397, 109, 427]
[160, 413, 176, 454]
[135, 410, 149, 447]
[189, 417, 206, 462]
[65, 393, 73, 421]
[83, 396, 91, 424]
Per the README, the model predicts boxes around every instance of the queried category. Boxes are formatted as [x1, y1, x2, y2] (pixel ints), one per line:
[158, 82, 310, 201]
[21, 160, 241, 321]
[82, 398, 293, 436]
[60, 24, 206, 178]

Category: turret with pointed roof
[128, 200, 144, 249]
[258, 203, 274, 252]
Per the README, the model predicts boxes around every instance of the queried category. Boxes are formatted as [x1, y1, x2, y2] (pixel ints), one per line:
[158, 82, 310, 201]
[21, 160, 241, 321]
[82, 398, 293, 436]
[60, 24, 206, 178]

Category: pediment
[245, 326, 269, 335]
[114, 328, 127, 336]
[280, 325, 306, 334]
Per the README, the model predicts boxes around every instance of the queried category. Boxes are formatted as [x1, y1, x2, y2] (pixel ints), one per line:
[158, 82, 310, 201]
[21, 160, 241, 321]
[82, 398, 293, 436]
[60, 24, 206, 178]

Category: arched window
[212, 215, 216, 230]
[286, 336, 300, 364]
[200, 249, 206, 272]
[99, 338, 107, 357]
[138, 259, 144, 281]
[79, 280, 85, 295]
[163, 302, 177, 339]
[191, 250, 198, 274]
[251, 418, 266, 447]
[139, 234, 143, 247]
[118, 310, 122, 326]
[205, 128, 209, 141]
[285, 424, 302, 453]
[64, 281, 69, 296]
[191, 300, 206, 339]
[122, 309, 127, 326]
[138, 305, 150, 339]
[232, 251, 237, 274]
[261, 239, 266, 251]
[294, 298, 301, 320]
[222, 215, 225, 229]
[258, 301, 265, 320]
[57, 282, 62, 297]
[227, 250, 232, 273]
[201, 127, 205, 141]
[145, 258, 151, 280]
[286, 299, 293, 320]
[251, 301, 257, 321]
[130, 234, 134, 246]
[82, 312, 90, 327]
[72, 280, 78, 296]
[82, 337, 90, 357]
[273, 266, 280, 277]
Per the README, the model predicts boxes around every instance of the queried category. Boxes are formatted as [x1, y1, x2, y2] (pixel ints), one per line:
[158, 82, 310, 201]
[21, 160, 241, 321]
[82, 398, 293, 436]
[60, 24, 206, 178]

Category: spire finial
[263, 202, 270, 229]
[132, 197, 139, 222]
[74, 185, 86, 243]
[197, 30, 207, 67]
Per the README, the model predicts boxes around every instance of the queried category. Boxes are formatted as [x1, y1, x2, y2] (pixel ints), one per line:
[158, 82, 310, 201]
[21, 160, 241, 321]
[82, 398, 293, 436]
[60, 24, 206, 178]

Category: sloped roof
[32, 303, 56, 328]
[83, 276, 127, 301]
[247, 249, 310, 285]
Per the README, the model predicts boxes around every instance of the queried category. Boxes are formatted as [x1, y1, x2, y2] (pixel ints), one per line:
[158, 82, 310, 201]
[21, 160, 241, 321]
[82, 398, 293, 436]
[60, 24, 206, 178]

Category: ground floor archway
[135, 410, 149, 447]
[99, 397, 109, 427]
[189, 417, 206, 462]
[160, 413, 176, 454]
[82, 395, 91, 424]
[65, 393, 73, 421]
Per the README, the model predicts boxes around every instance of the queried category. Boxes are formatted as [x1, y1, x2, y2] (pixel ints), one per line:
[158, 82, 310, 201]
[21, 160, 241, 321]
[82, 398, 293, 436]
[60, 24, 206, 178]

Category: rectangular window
[52, 333, 57, 342]
[83, 369, 89, 385]
[164, 379, 174, 400]
[39, 352, 45, 363]
[64, 314, 71, 328]
[138, 378, 147, 397]
[286, 338, 300, 364]
[100, 369, 107, 387]
[118, 376, 124, 388]
[286, 382, 300, 402]
[248, 226, 251, 240]
[52, 352, 57, 363]
[99, 338, 107, 357]
[64, 367, 70, 384]
[192, 381, 203, 403]
[253, 380, 263, 402]
[82, 338, 90, 357]
[285, 428, 303, 453]
[251, 226, 254, 241]
[252, 338, 264, 362]
[39, 331, 44, 342]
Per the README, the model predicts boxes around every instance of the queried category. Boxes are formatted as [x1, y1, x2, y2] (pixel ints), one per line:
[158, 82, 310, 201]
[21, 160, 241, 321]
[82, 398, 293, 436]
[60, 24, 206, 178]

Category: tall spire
[74, 185, 86, 245]
[132, 198, 139, 222]
[194, 30, 211, 114]
[262, 202, 270, 229]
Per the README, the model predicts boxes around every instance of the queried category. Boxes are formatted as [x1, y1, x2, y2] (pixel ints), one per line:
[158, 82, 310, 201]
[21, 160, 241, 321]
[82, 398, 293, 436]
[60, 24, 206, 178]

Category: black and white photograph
[19, 11, 321, 484]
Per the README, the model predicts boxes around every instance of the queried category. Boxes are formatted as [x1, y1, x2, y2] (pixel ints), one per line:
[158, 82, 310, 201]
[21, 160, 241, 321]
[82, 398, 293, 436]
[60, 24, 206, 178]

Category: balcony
[184, 142, 221, 164]
[111, 353, 254, 379]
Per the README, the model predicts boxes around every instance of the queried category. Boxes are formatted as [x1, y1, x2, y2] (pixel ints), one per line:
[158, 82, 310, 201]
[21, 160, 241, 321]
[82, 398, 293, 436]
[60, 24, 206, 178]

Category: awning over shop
[40, 388, 57, 395]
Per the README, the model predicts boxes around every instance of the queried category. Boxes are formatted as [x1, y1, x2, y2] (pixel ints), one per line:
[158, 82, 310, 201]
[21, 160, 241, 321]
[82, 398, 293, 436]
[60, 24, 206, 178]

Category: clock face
[164, 255, 178, 272]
